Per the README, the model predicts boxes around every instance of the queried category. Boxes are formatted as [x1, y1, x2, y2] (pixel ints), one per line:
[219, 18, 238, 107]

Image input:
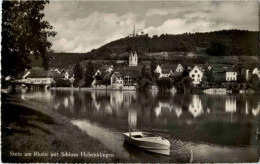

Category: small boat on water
[123, 131, 170, 155]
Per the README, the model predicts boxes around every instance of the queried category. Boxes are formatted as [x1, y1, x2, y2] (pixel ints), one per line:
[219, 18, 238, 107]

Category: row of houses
[18, 67, 75, 86]
[16, 51, 259, 89]
[4, 49, 258, 91]
[91, 52, 260, 89]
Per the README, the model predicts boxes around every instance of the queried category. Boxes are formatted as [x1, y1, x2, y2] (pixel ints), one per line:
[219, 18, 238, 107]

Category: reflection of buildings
[110, 91, 124, 109]
[123, 91, 136, 107]
[64, 97, 69, 107]
[225, 96, 237, 123]
[189, 95, 203, 118]
[128, 109, 137, 128]
[154, 102, 174, 117]
[154, 105, 162, 117]
[252, 102, 260, 116]
[175, 108, 182, 118]
[54, 102, 60, 110]
[225, 96, 236, 113]
[105, 105, 113, 115]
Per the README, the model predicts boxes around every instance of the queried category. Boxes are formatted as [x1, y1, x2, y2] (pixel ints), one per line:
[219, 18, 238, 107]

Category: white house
[94, 69, 102, 77]
[175, 63, 184, 72]
[154, 65, 162, 74]
[226, 68, 237, 81]
[64, 69, 75, 85]
[110, 71, 124, 89]
[252, 68, 260, 78]
[129, 51, 138, 67]
[189, 65, 203, 86]
[226, 72, 237, 81]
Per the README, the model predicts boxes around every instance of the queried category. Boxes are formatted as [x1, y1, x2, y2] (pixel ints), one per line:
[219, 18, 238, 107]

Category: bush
[54, 78, 71, 87]
[156, 78, 173, 91]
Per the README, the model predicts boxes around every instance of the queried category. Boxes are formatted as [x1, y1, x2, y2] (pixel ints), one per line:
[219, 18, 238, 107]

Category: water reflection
[189, 95, 203, 118]
[15, 89, 260, 162]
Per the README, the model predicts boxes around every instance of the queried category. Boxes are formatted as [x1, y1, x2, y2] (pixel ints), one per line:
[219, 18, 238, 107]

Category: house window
[192, 74, 195, 78]
[198, 74, 200, 77]
[195, 70, 197, 73]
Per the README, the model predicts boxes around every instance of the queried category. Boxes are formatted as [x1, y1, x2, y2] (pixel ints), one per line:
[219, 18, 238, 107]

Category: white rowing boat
[123, 131, 170, 155]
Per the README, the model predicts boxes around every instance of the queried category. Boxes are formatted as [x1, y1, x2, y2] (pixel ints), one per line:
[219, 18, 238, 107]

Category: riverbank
[1, 93, 119, 163]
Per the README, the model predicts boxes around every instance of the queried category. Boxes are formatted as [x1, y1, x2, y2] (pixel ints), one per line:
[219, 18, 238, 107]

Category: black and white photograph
[1, 0, 260, 163]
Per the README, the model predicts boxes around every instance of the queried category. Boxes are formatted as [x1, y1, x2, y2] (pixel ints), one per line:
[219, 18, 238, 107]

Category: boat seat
[132, 135, 143, 138]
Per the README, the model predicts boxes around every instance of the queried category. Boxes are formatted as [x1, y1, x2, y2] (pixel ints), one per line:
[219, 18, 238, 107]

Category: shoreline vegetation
[1, 93, 119, 163]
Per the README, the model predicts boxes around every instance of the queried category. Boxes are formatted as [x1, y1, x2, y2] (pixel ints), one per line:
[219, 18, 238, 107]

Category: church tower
[129, 22, 138, 67]
[129, 51, 138, 67]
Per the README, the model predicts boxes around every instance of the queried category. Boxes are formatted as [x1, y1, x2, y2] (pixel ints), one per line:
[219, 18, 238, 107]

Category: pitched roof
[117, 67, 141, 78]
[48, 70, 64, 78]
[160, 63, 178, 70]
[26, 67, 64, 78]
[27, 67, 48, 78]
[162, 69, 172, 74]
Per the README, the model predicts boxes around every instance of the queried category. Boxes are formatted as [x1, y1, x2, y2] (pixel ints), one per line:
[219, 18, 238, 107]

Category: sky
[44, 0, 259, 53]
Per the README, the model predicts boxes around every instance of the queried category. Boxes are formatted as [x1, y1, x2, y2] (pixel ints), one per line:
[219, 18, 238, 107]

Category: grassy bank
[1, 93, 119, 163]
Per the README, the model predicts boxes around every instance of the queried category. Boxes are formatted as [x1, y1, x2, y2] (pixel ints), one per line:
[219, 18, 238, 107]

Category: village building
[94, 69, 102, 77]
[23, 67, 63, 85]
[64, 69, 74, 80]
[154, 65, 173, 78]
[175, 63, 184, 72]
[189, 65, 203, 85]
[110, 71, 124, 89]
[129, 51, 138, 67]
[226, 68, 237, 82]
[252, 67, 260, 78]
[100, 65, 113, 74]
[241, 68, 251, 81]
[93, 65, 113, 78]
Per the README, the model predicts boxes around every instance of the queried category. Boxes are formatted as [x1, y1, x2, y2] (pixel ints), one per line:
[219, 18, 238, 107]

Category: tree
[142, 65, 148, 78]
[84, 61, 95, 87]
[73, 63, 82, 87]
[102, 75, 111, 87]
[137, 77, 150, 91]
[2, 0, 56, 77]
[54, 78, 71, 87]
[201, 69, 214, 85]
[150, 57, 157, 77]
[249, 74, 260, 90]
[206, 38, 232, 56]
[156, 78, 173, 91]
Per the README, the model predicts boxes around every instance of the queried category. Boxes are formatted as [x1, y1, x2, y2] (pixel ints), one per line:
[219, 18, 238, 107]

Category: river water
[13, 89, 260, 162]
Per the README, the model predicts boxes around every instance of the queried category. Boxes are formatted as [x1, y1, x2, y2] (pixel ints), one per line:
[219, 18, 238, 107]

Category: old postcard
[1, 0, 259, 163]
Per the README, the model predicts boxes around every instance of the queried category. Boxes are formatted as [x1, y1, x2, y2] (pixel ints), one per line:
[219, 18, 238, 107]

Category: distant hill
[47, 30, 258, 68]
[85, 29, 258, 59]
